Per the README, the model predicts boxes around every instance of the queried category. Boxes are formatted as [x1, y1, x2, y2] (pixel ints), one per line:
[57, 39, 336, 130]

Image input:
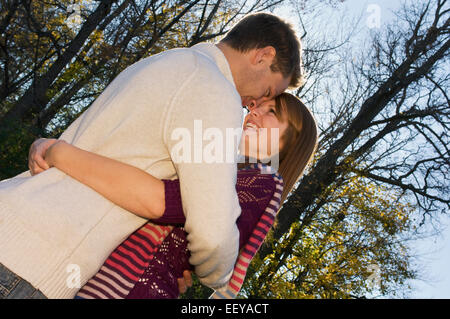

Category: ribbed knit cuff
[152, 179, 186, 224]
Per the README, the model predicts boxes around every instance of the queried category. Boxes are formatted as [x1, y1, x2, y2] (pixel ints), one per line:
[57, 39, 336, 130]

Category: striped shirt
[76, 163, 283, 299]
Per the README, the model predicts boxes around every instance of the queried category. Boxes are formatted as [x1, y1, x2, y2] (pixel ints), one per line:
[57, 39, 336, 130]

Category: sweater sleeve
[234, 170, 277, 248]
[152, 179, 186, 225]
[163, 60, 243, 289]
[211, 167, 284, 299]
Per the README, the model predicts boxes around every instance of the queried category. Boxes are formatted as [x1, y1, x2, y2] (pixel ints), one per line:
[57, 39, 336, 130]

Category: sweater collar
[191, 42, 236, 89]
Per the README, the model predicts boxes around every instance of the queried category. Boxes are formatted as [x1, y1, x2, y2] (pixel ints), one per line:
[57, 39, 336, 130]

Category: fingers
[177, 277, 187, 294]
[177, 270, 193, 294]
[28, 138, 53, 175]
[29, 152, 50, 175]
[29, 159, 48, 176]
[29, 164, 45, 176]
[34, 154, 50, 170]
[183, 270, 193, 288]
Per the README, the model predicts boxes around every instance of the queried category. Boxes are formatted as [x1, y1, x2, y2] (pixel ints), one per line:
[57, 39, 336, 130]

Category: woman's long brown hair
[275, 92, 318, 203]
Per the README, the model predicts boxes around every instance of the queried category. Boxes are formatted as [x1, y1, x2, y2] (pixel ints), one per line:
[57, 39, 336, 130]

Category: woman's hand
[177, 270, 193, 294]
[28, 138, 59, 175]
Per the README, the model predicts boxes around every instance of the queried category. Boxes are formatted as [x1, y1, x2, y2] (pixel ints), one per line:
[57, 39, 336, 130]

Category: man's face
[240, 69, 290, 108]
[237, 47, 291, 108]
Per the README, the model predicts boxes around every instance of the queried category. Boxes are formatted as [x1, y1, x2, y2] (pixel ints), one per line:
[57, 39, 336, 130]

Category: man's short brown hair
[221, 12, 305, 88]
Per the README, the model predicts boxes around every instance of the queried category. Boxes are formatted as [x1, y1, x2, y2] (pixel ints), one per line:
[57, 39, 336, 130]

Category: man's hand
[177, 270, 193, 294]
[28, 138, 58, 175]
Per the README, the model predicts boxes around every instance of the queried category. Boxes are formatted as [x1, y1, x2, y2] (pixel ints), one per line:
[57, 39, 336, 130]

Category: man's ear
[251, 46, 276, 67]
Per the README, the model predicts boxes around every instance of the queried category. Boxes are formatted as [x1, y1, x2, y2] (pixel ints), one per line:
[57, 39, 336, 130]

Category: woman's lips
[243, 120, 259, 136]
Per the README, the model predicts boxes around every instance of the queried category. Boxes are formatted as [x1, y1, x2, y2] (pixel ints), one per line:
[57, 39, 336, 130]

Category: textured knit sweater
[0, 43, 243, 298]
[76, 164, 283, 299]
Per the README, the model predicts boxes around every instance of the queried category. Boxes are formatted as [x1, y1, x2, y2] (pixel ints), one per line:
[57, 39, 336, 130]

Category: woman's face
[240, 99, 289, 160]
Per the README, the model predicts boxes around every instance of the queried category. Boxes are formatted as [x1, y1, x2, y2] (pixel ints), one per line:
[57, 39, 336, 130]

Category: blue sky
[275, 0, 450, 299]
[333, 0, 450, 299]
[408, 215, 450, 298]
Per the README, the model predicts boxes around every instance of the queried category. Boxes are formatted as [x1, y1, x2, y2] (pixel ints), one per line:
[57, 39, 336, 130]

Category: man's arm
[164, 75, 243, 289]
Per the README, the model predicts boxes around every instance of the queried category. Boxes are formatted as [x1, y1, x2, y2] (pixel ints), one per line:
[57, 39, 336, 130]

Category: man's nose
[247, 99, 257, 111]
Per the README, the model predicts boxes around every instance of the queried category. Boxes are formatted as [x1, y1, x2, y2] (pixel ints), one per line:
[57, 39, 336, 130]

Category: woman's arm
[44, 139, 165, 219]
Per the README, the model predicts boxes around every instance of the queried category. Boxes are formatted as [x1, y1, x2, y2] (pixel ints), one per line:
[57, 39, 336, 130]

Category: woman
[30, 93, 318, 298]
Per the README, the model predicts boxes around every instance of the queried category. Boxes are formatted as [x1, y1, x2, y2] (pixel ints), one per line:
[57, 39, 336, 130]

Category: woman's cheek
[239, 128, 280, 160]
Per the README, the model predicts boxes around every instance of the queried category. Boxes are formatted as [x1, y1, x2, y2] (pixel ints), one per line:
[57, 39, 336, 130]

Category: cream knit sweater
[0, 43, 243, 298]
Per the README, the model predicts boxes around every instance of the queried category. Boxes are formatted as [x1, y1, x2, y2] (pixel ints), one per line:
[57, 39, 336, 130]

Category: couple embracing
[0, 12, 317, 299]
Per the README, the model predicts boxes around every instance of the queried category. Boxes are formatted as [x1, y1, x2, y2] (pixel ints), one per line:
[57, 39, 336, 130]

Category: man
[0, 12, 303, 298]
